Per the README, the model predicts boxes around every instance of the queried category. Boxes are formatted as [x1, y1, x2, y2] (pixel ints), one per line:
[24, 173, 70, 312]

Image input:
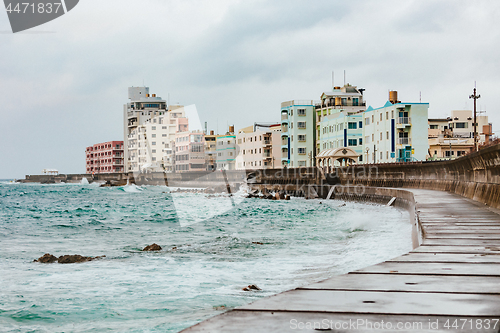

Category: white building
[124, 87, 186, 172]
[216, 127, 237, 170]
[280, 100, 318, 168]
[362, 91, 429, 163]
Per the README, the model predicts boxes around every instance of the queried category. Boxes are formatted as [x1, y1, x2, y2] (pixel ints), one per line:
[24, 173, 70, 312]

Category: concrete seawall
[334, 144, 500, 209]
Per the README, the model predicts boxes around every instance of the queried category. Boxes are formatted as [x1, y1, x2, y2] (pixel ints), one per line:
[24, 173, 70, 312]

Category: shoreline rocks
[242, 284, 262, 291]
[142, 243, 162, 251]
[34, 253, 105, 264]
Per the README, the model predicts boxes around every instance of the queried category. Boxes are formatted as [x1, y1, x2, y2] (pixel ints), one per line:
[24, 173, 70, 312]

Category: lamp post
[469, 83, 481, 152]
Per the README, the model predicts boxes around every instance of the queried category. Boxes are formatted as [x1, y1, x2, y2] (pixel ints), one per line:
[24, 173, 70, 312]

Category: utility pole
[469, 83, 481, 152]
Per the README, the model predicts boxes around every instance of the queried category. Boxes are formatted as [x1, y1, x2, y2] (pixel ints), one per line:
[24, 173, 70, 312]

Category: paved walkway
[182, 190, 500, 332]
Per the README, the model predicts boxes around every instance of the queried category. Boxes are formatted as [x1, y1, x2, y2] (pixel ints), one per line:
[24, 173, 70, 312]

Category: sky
[1, 0, 500, 179]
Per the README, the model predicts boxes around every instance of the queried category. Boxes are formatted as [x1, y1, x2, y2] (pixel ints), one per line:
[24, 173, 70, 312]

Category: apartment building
[280, 100, 317, 167]
[428, 110, 492, 160]
[204, 130, 222, 171]
[216, 127, 236, 170]
[85, 141, 124, 174]
[123, 87, 186, 172]
[235, 124, 280, 170]
[173, 131, 206, 172]
[362, 91, 429, 163]
[315, 84, 366, 155]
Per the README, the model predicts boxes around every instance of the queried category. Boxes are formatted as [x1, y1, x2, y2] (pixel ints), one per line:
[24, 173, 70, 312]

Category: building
[315, 84, 366, 155]
[216, 126, 236, 170]
[204, 130, 222, 171]
[173, 131, 206, 172]
[362, 91, 429, 163]
[85, 141, 124, 174]
[427, 110, 492, 160]
[123, 87, 186, 172]
[235, 124, 280, 170]
[269, 124, 282, 168]
[280, 100, 317, 168]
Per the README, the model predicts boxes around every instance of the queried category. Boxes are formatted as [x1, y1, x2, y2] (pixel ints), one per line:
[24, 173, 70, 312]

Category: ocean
[0, 182, 412, 332]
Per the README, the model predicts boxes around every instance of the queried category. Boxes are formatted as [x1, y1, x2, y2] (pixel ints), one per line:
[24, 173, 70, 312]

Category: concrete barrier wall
[335, 144, 500, 209]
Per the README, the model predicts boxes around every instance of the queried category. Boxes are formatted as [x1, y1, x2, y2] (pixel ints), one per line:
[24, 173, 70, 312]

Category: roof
[316, 147, 360, 159]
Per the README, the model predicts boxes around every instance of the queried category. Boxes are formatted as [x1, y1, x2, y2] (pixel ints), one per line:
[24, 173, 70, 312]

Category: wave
[121, 184, 143, 193]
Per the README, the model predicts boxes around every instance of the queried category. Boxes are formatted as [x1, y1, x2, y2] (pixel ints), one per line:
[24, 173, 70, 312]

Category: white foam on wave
[80, 178, 89, 185]
[122, 184, 143, 193]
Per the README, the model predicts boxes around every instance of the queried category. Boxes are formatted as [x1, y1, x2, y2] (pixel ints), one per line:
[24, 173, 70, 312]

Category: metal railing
[397, 137, 411, 145]
[397, 117, 411, 125]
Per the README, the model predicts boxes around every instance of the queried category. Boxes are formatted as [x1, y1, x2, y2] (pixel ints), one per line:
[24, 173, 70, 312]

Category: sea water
[0, 182, 411, 332]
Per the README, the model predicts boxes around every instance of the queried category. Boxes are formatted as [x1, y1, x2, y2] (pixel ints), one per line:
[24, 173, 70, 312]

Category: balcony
[281, 139, 288, 146]
[282, 152, 288, 158]
[397, 137, 411, 145]
[263, 140, 271, 145]
[397, 117, 411, 125]
[281, 114, 288, 121]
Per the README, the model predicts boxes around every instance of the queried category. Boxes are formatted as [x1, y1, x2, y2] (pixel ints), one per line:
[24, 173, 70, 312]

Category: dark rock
[242, 284, 262, 291]
[57, 254, 93, 264]
[142, 243, 162, 251]
[35, 253, 58, 263]
[252, 242, 264, 245]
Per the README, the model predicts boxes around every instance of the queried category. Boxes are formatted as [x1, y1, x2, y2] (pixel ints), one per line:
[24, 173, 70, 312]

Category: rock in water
[242, 284, 262, 291]
[142, 243, 162, 251]
[57, 255, 93, 264]
[35, 253, 58, 263]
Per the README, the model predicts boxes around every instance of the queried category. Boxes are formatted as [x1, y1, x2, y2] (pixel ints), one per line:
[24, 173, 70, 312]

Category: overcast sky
[1, 0, 499, 179]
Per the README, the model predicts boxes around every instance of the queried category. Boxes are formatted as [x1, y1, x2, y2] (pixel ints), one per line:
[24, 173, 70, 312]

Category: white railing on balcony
[282, 152, 288, 158]
[397, 137, 411, 145]
[397, 117, 411, 125]
[281, 114, 288, 121]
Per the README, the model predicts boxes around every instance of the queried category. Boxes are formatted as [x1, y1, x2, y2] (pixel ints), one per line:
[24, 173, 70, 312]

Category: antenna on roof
[343, 70, 346, 86]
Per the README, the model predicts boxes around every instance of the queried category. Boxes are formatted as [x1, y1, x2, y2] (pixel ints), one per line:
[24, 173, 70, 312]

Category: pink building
[86, 141, 124, 174]
[174, 132, 205, 172]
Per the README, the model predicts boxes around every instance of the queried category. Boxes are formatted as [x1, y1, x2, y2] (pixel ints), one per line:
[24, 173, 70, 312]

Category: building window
[298, 148, 306, 154]
[152, 126, 156, 130]
[298, 161, 306, 166]
[348, 139, 357, 146]
[386, 112, 389, 120]
[152, 134, 156, 138]
[152, 149, 156, 153]
[359, 138, 363, 145]
[455, 122, 468, 128]
[152, 142, 156, 145]
[298, 135, 306, 142]
[359, 121, 363, 129]
[298, 109, 306, 116]
[371, 115, 374, 123]
[380, 133, 382, 140]
[380, 113, 383, 121]
[386, 131, 389, 140]
[348, 122, 357, 129]
[365, 118, 370, 125]
[298, 122, 306, 129]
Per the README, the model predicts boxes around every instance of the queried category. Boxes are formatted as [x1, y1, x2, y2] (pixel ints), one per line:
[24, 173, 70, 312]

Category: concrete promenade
[182, 189, 500, 332]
